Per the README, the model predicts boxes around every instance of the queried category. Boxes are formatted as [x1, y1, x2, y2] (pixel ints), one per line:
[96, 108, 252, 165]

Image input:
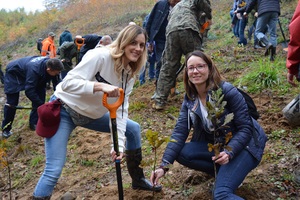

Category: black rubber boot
[270, 46, 276, 61]
[126, 148, 162, 192]
[32, 196, 51, 200]
[264, 43, 273, 56]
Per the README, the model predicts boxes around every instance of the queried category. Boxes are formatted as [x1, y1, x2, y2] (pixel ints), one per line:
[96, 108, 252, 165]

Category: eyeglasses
[186, 64, 208, 73]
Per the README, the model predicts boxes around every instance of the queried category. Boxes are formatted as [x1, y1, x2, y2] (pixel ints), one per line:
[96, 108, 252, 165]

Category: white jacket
[54, 46, 134, 152]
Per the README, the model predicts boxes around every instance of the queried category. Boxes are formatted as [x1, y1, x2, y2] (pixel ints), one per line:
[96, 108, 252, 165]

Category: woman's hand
[111, 149, 124, 162]
[212, 151, 230, 165]
[94, 82, 120, 96]
[150, 168, 165, 186]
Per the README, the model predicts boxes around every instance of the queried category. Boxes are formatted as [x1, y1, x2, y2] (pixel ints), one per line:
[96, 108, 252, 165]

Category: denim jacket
[145, 0, 170, 43]
[161, 82, 268, 166]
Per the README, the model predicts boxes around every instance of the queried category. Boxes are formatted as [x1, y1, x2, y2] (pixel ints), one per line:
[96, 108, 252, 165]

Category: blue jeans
[255, 12, 278, 46]
[33, 99, 141, 197]
[176, 141, 260, 200]
[139, 61, 155, 85]
[230, 10, 239, 37]
[238, 16, 248, 45]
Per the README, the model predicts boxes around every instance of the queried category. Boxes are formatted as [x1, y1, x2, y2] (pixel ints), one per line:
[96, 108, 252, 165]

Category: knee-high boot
[126, 148, 162, 192]
[32, 196, 51, 200]
[270, 46, 276, 61]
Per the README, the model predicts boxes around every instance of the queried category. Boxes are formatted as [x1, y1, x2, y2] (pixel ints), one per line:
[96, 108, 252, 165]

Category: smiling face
[186, 55, 209, 86]
[123, 33, 146, 66]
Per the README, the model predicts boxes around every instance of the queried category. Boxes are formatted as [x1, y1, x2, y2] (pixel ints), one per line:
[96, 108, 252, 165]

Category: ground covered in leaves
[1, 0, 300, 199]
[0, 47, 299, 199]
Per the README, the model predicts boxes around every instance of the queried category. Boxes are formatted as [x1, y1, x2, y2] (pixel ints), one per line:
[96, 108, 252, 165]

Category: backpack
[37, 38, 43, 53]
[236, 88, 260, 120]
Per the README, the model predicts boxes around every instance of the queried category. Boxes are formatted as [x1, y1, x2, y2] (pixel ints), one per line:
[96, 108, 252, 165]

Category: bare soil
[0, 47, 299, 199]
[1, 2, 300, 199]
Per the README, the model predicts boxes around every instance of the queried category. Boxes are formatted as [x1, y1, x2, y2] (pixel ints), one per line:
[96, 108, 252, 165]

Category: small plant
[0, 139, 12, 200]
[206, 88, 234, 179]
[140, 130, 176, 195]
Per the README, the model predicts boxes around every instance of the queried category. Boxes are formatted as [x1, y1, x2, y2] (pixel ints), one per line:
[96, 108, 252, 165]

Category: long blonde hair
[110, 25, 148, 79]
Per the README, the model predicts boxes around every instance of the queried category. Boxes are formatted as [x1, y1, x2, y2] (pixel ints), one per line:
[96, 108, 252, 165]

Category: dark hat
[48, 32, 56, 37]
[36, 100, 61, 138]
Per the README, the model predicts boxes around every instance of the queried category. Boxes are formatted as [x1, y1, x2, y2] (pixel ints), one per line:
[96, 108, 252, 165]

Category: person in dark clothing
[0, 62, 4, 84]
[59, 29, 73, 46]
[244, 0, 280, 61]
[1, 57, 63, 138]
[59, 41, 78, 79]
[153, 0, 212, 110]
[78, 34, 102, 63]
[145, 0, 180, 96]
[150, 50, 267, 199]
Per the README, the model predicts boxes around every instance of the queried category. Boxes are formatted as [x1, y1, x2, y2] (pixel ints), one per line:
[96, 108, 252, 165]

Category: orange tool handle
[102, 88, 124, 118]
[75, 38, 85, 50]
[200, 21, 210, 33]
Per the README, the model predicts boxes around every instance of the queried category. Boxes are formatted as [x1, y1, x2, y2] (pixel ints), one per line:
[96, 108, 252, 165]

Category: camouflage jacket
[166, 0, 212, 36]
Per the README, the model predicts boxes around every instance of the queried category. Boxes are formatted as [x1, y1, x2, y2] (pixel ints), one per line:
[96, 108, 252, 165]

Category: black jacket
[246, 0, 280, 17]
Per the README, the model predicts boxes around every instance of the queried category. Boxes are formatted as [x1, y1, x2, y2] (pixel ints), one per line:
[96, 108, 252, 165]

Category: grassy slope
[1, 0, 300, 199]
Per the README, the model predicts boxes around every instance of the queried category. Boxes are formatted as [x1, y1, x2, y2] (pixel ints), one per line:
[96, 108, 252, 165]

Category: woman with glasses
[150, 50, 267, 199]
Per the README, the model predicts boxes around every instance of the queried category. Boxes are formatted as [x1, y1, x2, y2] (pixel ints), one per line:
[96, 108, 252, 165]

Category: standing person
[1, 57, 63, 138]
[32, 25, 162, 199]
[78, 34, 102, 63]
[139, 14, 156, 86]
[59, 36, 83, 79]
[286, 1, 300, 87]
[230, 0, 240, 38]
[41, 32, 57, 58]
[234, 0, 248, 46]
[153, 0, 212, 110]
[244, 0, 280, 61]
[145, 0, 181, 93]
[150, 50, 267, 199]
[59, 28, 73, 46]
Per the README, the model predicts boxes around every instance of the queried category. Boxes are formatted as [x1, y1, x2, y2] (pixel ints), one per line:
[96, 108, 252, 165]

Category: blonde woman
[33, 25, 162, 199]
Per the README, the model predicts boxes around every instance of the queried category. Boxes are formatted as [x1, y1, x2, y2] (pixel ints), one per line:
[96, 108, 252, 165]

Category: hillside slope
[0, 0, 299, 199]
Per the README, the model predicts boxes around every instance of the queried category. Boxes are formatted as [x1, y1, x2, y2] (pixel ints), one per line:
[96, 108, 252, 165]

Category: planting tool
[102, 88, 124, 200]
[5, 103, 33, 109]
[75, 37, 85, 64]
[278, 18, 288, 49]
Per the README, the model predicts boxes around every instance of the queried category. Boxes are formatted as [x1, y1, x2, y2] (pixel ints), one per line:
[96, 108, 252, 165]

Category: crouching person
[150, 50, 267, 199]
[32, 25, 162, 199]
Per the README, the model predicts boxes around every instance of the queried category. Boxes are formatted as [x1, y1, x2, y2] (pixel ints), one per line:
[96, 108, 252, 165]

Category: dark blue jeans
[238, 16, 248, 45]
[2, 92, 44, 131]
[177, 141, 260, 200]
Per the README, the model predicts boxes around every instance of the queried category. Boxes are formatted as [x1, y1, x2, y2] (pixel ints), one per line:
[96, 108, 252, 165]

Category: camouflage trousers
[155, 29, 202, 105]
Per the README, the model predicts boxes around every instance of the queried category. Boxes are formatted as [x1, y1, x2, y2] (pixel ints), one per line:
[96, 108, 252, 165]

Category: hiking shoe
[2, 131, 13, 138]
[254, 44, 262, 49]
[258, 40, 267, 48]
[152, 102, 165, 110]
[151, 92, 157, 100]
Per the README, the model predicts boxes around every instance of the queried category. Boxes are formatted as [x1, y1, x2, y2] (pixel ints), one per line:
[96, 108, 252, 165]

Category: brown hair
[183, 50, 224, 100]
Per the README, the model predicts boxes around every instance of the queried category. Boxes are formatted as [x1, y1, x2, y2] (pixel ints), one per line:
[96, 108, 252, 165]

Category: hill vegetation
[0, 0, 300, 199]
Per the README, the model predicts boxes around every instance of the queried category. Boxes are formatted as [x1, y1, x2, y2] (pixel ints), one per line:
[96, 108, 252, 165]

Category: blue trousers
[2, 92, 44, 131]
[33, 97, 141, 197]
[176, 141, 260, 200]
